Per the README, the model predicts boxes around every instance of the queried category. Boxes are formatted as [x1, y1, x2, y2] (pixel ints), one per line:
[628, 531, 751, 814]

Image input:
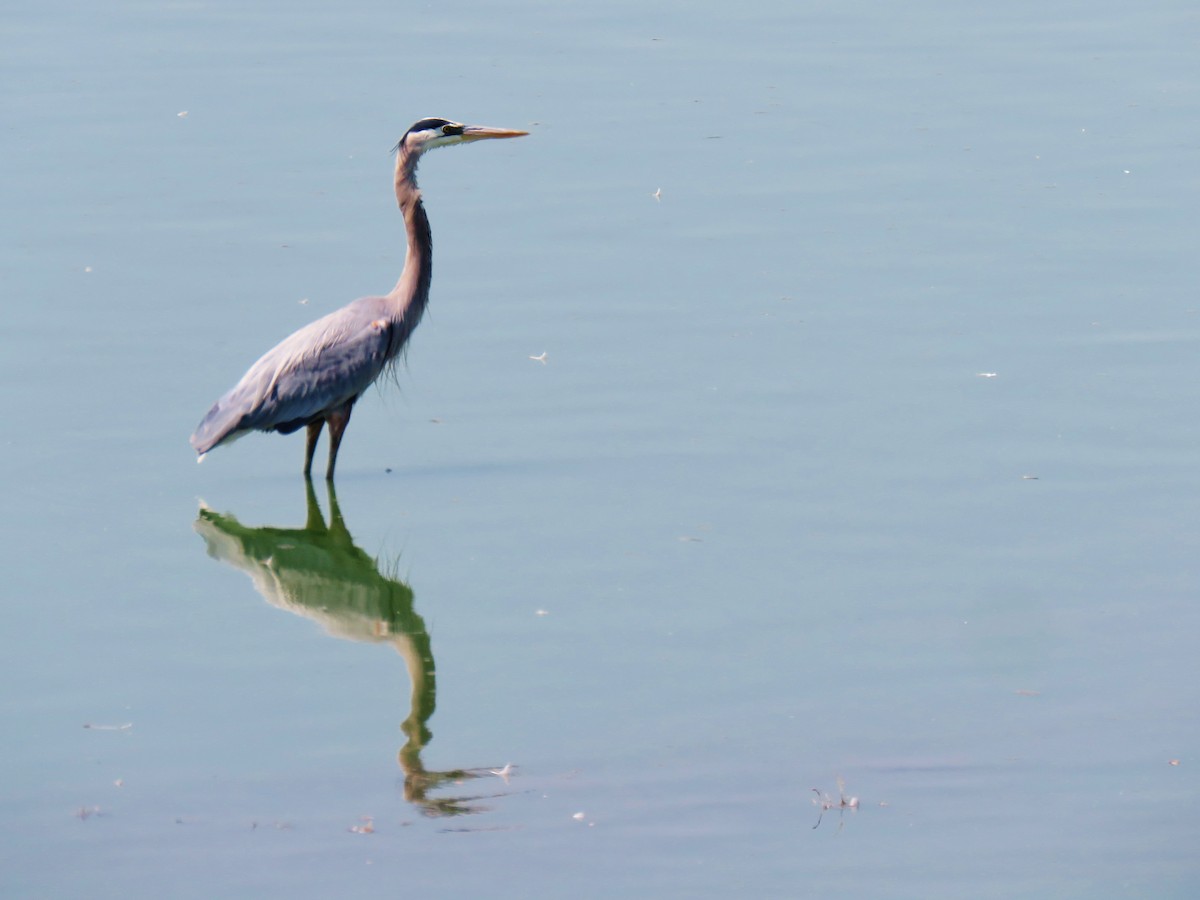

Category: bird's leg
[324, 404, 354, 481]
[304, 419, 325, 476]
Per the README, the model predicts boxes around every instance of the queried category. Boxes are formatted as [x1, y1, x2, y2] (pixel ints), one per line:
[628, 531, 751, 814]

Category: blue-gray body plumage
[190, 296, 411, 453]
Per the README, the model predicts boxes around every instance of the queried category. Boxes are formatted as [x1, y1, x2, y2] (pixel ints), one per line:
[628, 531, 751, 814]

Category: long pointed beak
[460, 124, 529, 142]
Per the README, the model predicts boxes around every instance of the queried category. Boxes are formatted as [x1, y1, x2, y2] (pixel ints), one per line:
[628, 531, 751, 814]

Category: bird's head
[396, 118, 528, 156]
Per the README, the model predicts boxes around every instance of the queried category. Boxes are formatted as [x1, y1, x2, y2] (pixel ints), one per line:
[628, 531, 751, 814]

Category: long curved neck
[387, 147, 433, 319]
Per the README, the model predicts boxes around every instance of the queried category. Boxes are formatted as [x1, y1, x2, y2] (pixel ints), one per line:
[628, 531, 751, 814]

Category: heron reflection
[194, 477, 505, 817]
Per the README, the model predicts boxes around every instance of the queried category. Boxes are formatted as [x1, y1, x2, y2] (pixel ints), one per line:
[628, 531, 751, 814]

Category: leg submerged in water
[324, 403, 354, 480]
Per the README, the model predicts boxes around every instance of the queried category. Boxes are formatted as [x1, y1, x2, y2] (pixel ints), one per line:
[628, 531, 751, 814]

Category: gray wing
[191, 298, 398, 454]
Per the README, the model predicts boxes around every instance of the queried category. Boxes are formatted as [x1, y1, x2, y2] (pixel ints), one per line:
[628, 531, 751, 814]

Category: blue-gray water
[3, 1, 1199, 896]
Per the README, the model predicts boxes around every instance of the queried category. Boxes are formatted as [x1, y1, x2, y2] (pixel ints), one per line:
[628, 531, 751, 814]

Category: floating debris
[348, 816, 375, 834]
[489, 764, 515, 784]
[83, 723, 133, 731]
[812, 777, 859, 830]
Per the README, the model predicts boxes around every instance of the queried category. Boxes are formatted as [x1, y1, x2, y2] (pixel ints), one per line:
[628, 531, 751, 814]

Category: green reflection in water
[195, 478, 507, 818]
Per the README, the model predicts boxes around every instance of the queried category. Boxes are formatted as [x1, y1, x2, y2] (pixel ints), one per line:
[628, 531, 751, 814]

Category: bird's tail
[190, 399, 247, 456]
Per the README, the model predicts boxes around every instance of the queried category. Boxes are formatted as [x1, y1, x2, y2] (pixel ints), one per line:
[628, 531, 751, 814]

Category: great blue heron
[190, 117, 528, 479]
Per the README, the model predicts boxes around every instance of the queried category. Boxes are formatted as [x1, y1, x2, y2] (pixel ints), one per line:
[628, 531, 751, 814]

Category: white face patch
[405, 121, 467, 154]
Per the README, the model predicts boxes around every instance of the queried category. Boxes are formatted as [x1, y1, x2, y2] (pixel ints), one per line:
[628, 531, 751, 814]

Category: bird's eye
[441, 124, 464, 136]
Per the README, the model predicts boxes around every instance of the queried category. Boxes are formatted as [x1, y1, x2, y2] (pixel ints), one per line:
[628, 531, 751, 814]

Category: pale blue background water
[3, 1, 1199, 896]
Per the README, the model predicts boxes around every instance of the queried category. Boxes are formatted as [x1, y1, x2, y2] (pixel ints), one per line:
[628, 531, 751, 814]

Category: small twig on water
[811, 777, 859, 830]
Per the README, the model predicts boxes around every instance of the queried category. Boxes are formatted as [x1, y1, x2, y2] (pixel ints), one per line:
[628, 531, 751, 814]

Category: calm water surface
[3, 1, 1199, 896]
